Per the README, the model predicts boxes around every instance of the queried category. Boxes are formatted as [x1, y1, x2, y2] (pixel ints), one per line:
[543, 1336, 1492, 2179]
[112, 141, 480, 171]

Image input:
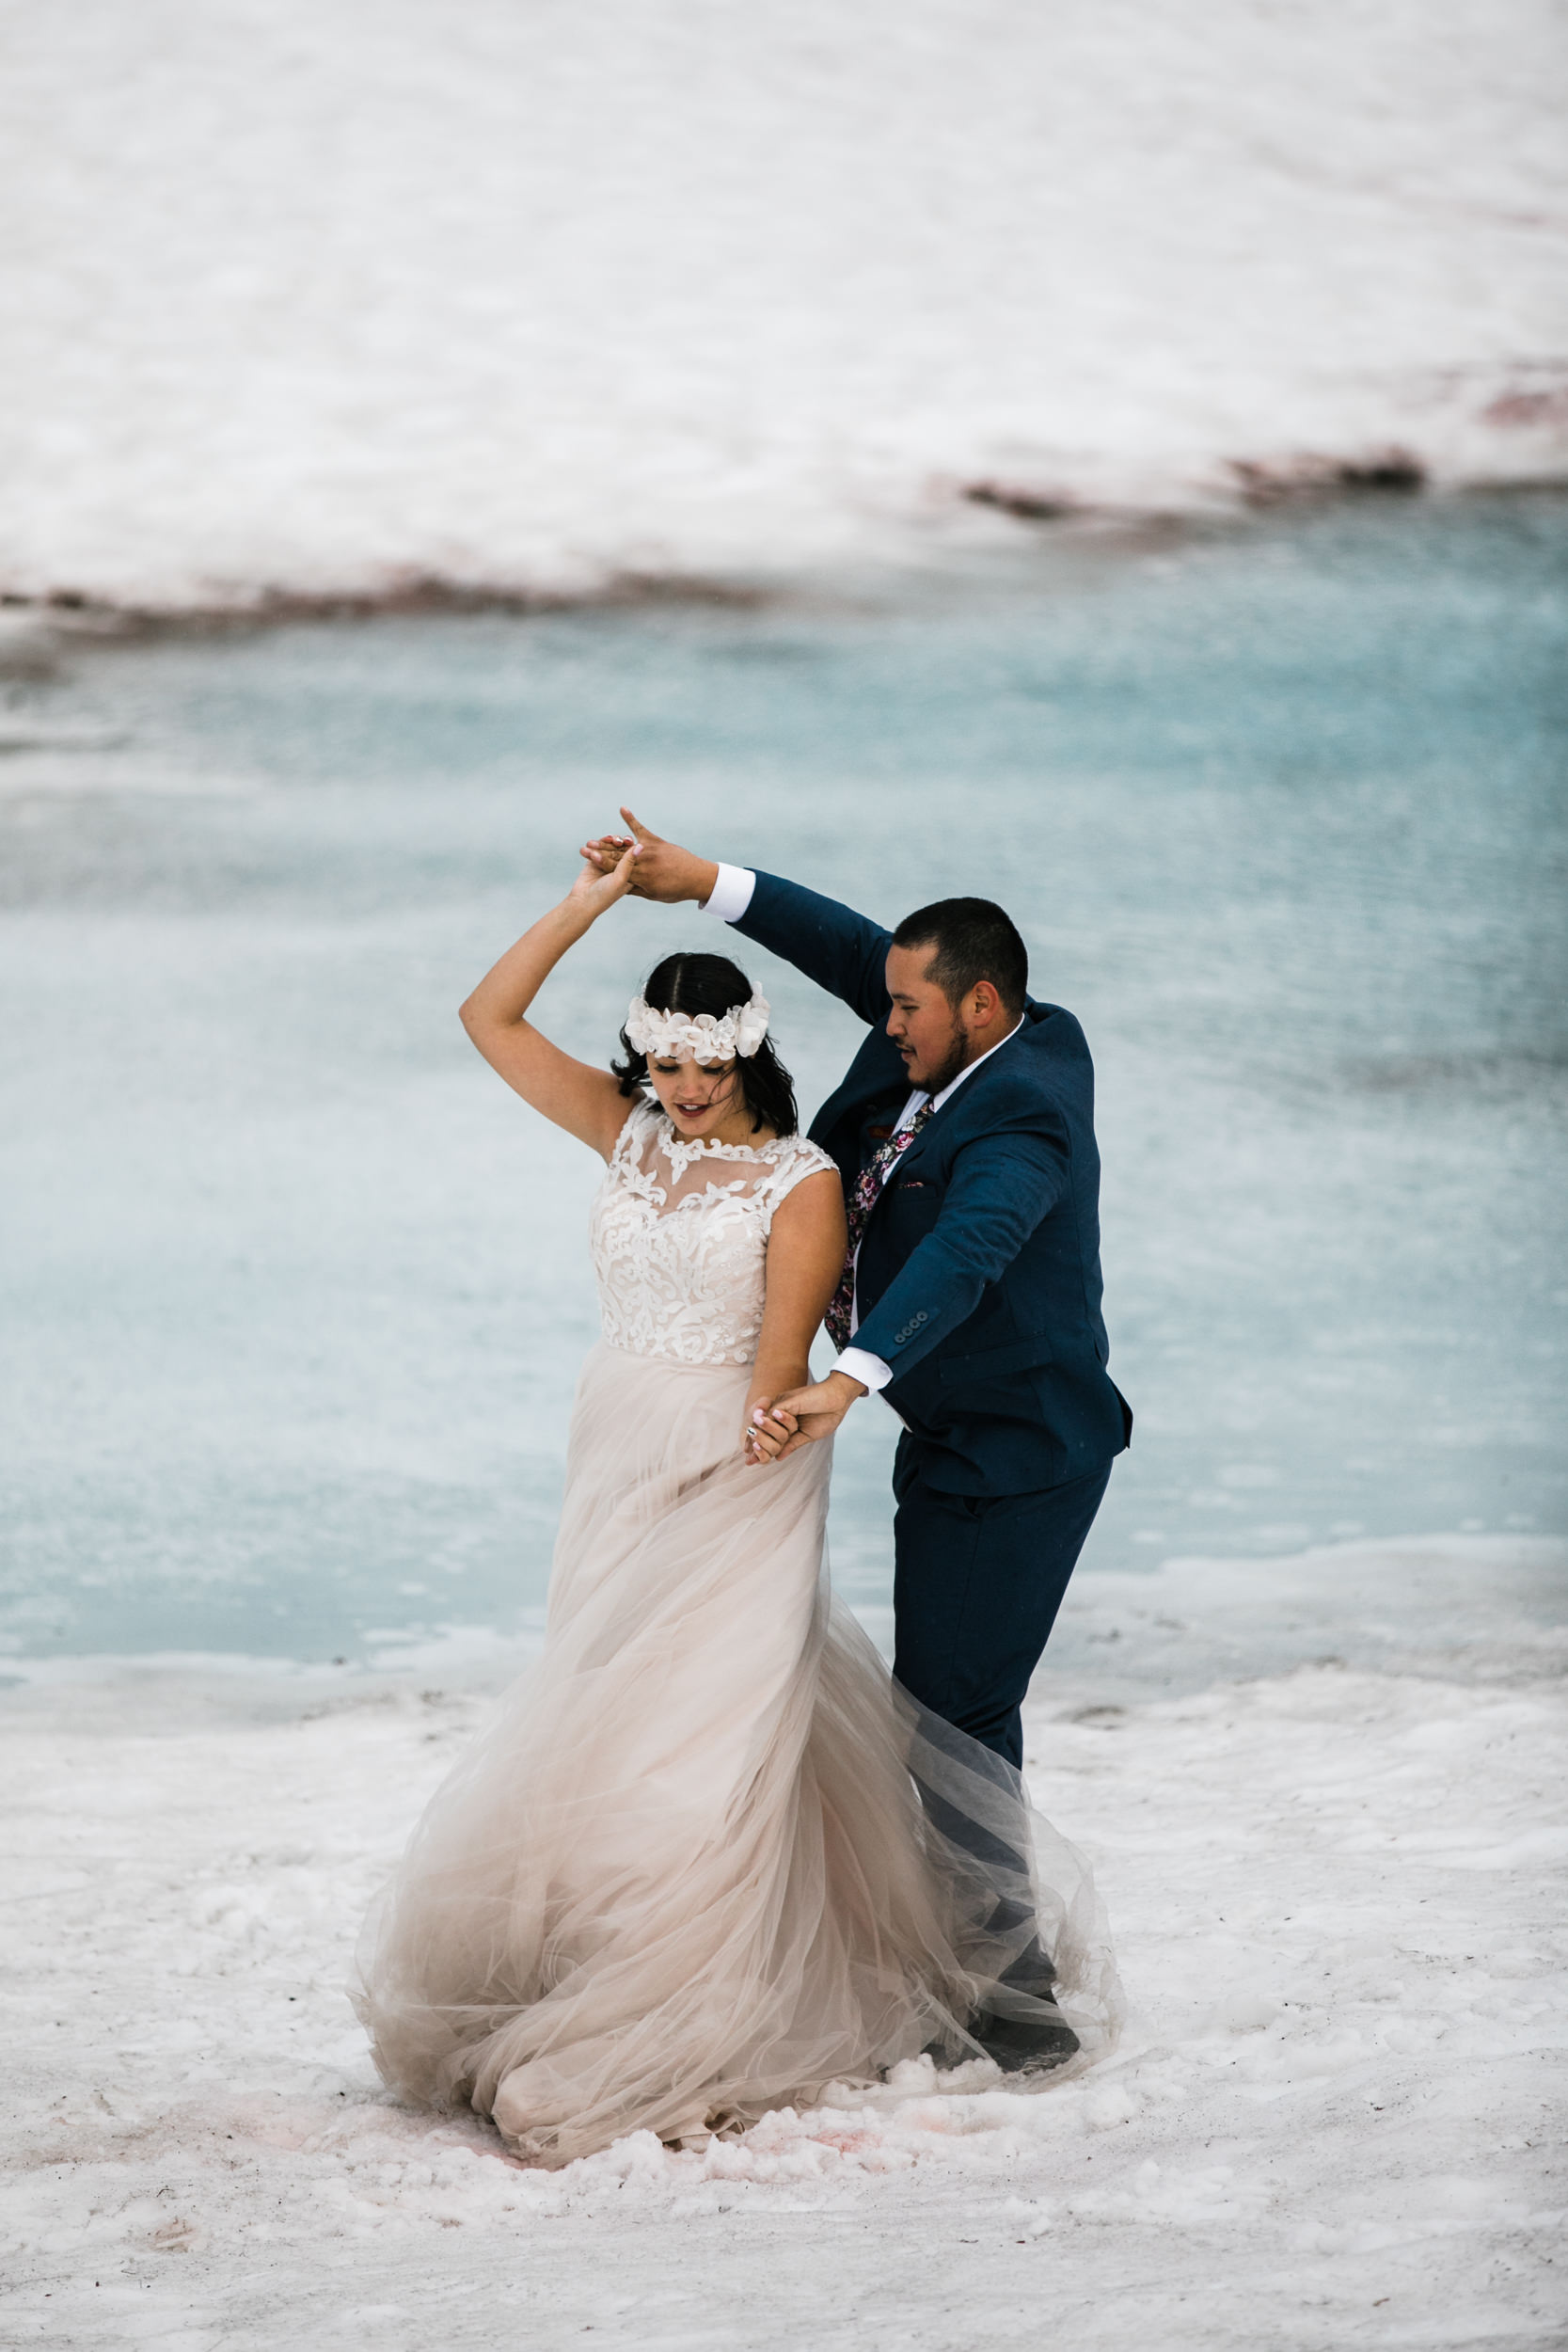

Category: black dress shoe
[972, 2000, 1081, 2074]
[997, 1936, 1058, 2003]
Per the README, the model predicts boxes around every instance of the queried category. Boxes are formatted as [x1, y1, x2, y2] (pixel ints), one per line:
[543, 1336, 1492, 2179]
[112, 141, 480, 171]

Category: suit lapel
[862, 1097, 941, 1221]
[876, 1022, 1027, 1186]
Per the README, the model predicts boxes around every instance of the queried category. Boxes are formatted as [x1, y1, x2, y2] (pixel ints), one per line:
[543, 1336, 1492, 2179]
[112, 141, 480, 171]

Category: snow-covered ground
[3, 1538, 1564, 2350]
[1, 0, 1565, 608]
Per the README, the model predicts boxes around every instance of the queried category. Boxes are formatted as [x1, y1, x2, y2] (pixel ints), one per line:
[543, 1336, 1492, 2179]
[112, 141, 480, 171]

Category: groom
[592, 813, 1132, 1786]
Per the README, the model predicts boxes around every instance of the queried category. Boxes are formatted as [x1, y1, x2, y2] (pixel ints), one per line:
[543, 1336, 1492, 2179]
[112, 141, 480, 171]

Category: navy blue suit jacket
[734, 871, 1132, 1496]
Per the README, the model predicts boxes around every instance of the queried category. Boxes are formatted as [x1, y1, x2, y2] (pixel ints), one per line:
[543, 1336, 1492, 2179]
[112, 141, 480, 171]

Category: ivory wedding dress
[356, 1097, 1118, 2165]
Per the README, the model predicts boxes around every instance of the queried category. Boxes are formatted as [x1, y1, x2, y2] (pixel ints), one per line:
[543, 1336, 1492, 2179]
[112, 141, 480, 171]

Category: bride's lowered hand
[457, 842, 641, 1157]
[743, 1400, 799, 1466]
[745, 1370, 869, 1463]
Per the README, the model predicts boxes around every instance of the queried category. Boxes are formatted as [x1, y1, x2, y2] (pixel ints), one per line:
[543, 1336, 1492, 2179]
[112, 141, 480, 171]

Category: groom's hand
[578, 809, 719, 905]
[747, 1371, 868, 1460]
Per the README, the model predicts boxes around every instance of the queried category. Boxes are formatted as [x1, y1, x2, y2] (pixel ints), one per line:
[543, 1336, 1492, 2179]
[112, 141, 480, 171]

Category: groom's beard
[915, 1017, 972, 1099]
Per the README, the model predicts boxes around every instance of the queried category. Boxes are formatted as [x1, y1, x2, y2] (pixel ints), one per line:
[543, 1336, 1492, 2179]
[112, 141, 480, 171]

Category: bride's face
[646, 1054, 744, 1139]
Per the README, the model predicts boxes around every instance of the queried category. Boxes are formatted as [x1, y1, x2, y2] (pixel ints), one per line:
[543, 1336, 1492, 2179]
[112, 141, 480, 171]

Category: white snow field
[1, 0, 1565, 608]
[2, 1538, 1564, 2351]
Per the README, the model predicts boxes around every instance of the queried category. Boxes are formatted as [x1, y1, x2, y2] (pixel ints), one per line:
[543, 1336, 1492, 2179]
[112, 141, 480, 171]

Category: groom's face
[884, 945, 968, 1094]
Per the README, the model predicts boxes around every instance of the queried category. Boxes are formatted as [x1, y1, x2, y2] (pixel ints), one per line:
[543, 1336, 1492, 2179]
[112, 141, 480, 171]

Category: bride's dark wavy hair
[611, 951, 799, 1136]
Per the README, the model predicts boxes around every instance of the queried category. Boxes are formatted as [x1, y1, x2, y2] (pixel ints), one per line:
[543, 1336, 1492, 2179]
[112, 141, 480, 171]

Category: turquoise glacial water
[1, 493, 1564, 1661]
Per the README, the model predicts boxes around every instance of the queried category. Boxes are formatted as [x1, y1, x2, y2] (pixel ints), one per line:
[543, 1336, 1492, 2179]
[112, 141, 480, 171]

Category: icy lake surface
[1, 494, 1564, 1666]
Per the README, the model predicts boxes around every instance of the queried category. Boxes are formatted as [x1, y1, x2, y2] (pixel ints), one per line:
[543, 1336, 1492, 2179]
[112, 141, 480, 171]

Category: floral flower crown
[624, 993, 770, 1064]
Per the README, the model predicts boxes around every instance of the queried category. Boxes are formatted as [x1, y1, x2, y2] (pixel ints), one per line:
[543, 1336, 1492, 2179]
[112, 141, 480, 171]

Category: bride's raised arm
[459, 843, 641, 1159]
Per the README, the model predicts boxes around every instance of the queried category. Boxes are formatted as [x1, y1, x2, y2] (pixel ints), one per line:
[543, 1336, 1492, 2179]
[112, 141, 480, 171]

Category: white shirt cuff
[835, 1345, 892, 1395]
[702, 864, 756, 924]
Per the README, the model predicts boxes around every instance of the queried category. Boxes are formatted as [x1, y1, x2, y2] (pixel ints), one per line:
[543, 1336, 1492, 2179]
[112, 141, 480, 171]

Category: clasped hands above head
[578, 810, 720, 907]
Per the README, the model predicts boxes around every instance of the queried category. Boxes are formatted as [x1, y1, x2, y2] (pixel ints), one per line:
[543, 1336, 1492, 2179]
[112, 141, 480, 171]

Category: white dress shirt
[704, 865, 1023, 1394]
[702, 863, 759, 925]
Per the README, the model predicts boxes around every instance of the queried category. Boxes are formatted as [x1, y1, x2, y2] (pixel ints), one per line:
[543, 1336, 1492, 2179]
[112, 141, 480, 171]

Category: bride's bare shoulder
[765, 1145, 846, 1232]
[775, 1133, 838, 1184]
[602, 1090, 660, 1161]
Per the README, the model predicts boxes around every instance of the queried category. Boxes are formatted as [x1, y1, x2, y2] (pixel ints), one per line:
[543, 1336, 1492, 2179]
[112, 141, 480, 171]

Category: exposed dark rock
[0, 567, 771, 645]
[1229, 449, 1426, 504]
[961, 480, 1080, 523]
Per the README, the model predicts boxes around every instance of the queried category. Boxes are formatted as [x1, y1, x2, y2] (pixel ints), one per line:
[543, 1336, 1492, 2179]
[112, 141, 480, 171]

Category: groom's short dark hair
[893, 898, 1028, 1015]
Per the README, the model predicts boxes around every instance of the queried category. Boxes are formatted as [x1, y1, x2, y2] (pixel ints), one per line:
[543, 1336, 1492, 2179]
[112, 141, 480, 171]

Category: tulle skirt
[355, 1343, 1119, 2166]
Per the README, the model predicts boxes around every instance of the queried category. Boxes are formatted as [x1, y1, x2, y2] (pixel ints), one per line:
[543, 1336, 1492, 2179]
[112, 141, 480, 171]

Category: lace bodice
[590, 1097, 838, 1365]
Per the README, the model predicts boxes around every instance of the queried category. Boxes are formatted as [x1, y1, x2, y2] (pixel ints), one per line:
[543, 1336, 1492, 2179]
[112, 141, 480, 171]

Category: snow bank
[3, 1546, 1564, 2346]
[1, 0, 1563, 609]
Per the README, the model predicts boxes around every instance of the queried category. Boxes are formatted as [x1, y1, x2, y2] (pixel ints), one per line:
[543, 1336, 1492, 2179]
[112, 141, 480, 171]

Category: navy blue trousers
[891, 1454, 1113, 1770]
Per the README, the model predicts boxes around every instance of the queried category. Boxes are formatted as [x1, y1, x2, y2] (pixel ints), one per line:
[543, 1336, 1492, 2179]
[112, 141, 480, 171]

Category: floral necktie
[825, 1099, 936, 1350]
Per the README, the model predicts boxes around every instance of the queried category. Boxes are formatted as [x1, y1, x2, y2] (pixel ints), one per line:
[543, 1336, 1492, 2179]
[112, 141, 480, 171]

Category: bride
[356, 842, 1117, 2166]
